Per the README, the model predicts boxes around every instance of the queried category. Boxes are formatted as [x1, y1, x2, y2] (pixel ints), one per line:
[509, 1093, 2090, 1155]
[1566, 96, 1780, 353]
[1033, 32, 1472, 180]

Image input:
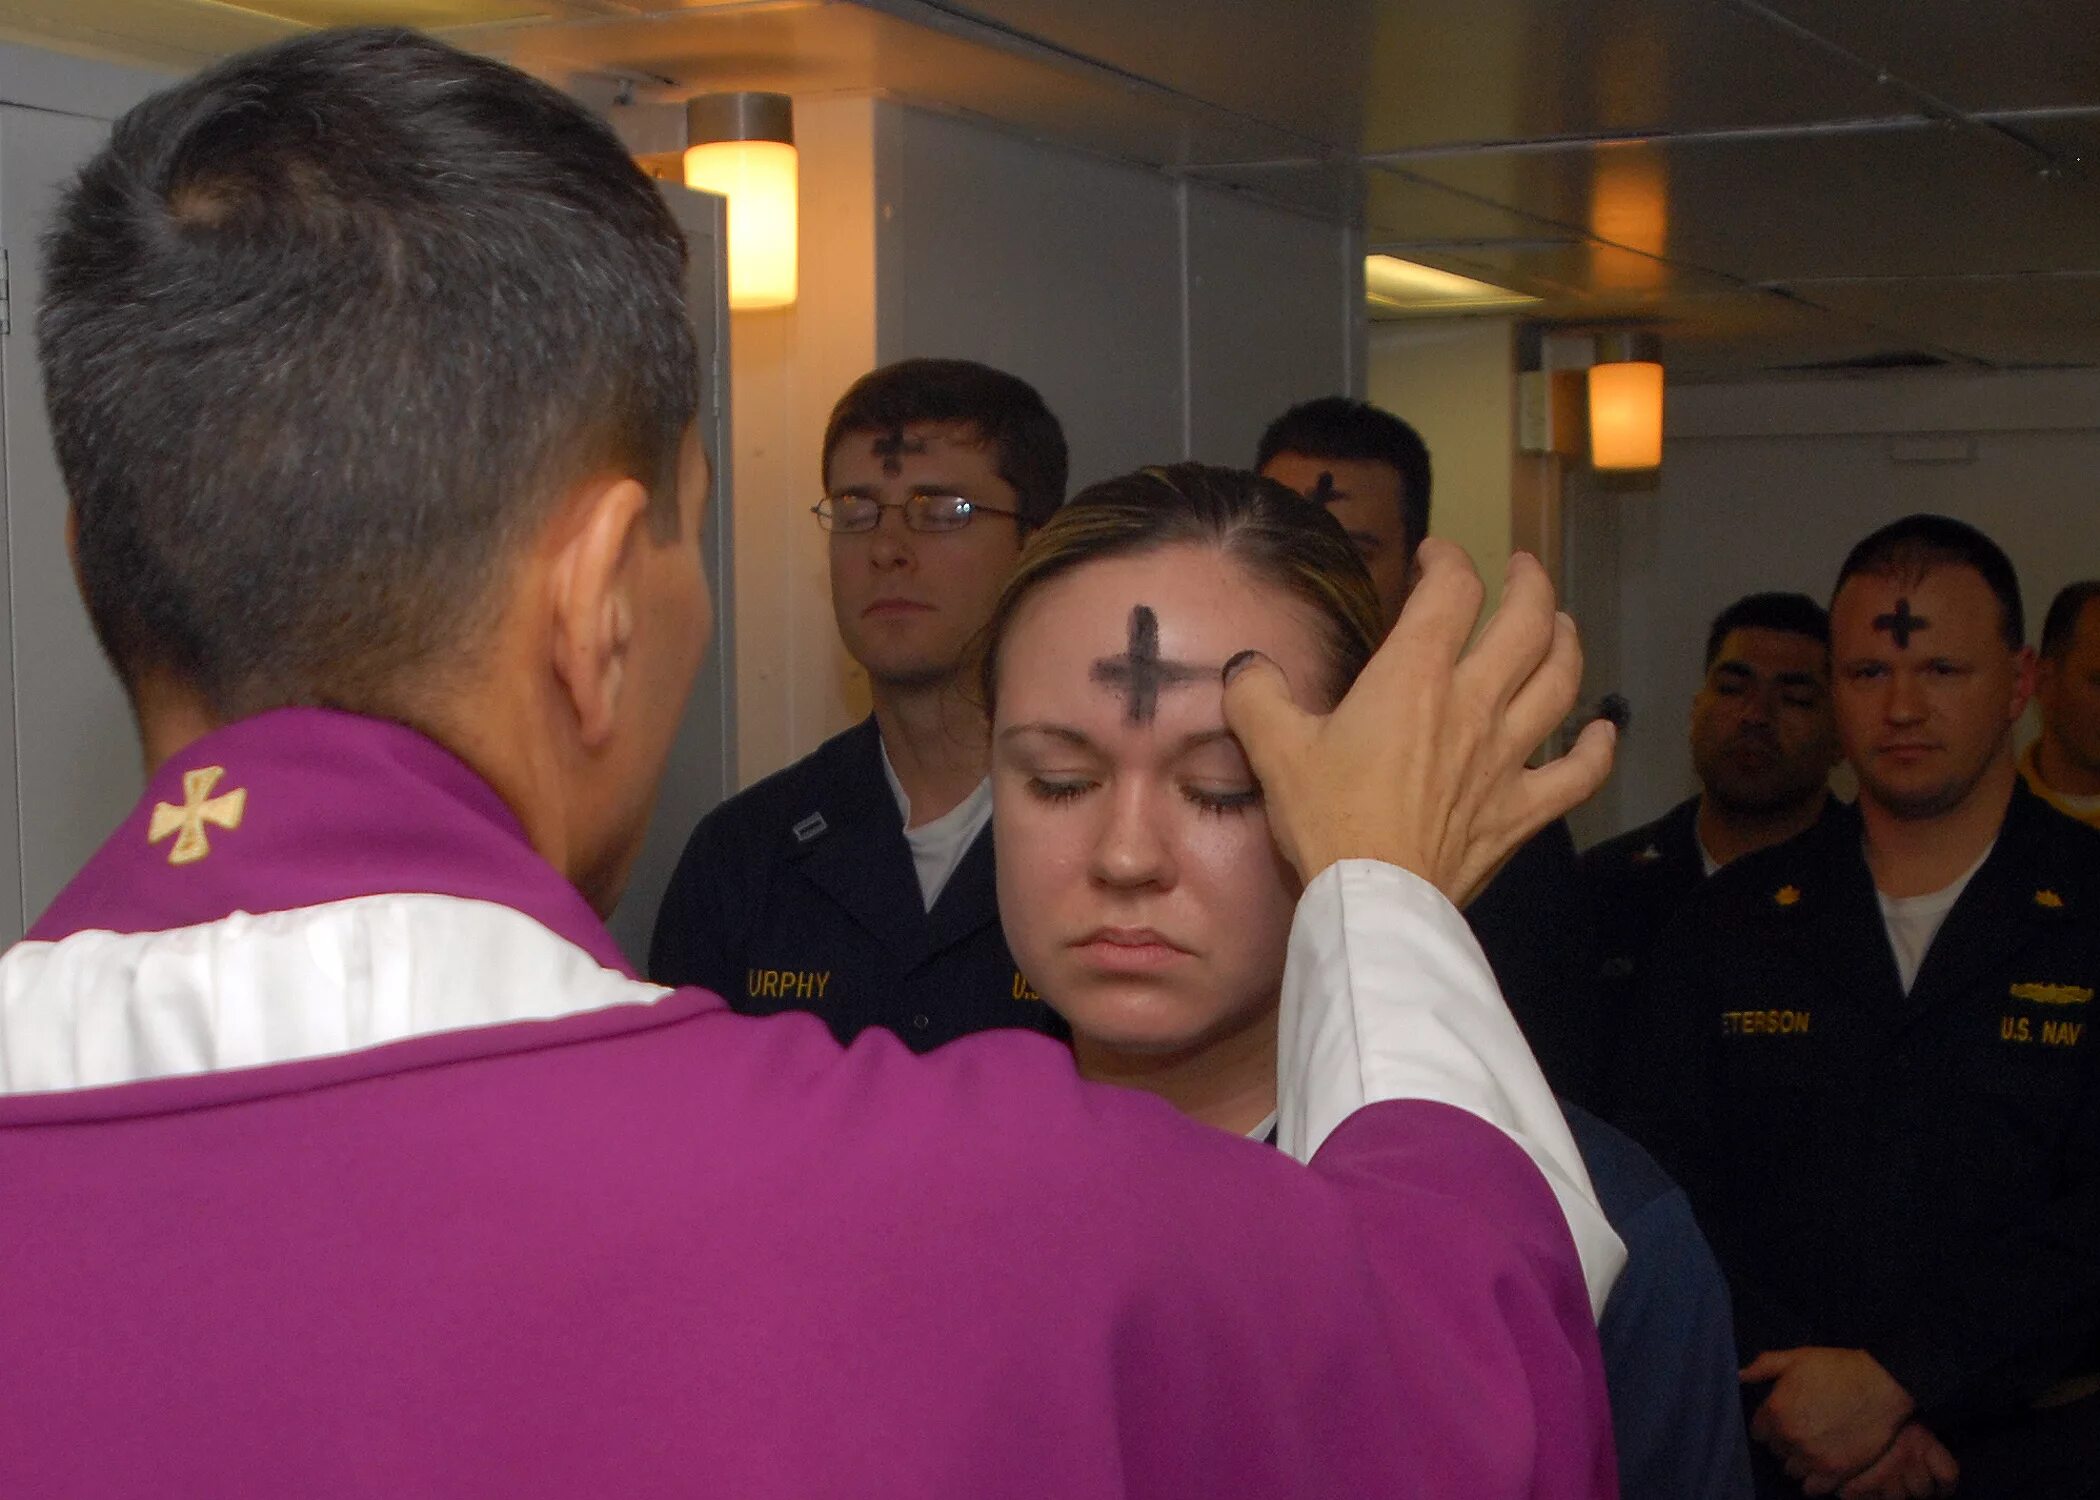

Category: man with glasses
[650, 358, 1070, 1050]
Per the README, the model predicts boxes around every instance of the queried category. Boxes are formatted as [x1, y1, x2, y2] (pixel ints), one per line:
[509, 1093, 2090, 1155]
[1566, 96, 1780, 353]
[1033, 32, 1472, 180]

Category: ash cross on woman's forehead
[1090, 605, 1209, 725]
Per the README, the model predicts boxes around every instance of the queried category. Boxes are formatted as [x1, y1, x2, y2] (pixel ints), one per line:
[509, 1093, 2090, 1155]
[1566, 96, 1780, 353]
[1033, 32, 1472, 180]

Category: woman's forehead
[1021, 552, 1255, 656]
[1001, 549, 1324, 713]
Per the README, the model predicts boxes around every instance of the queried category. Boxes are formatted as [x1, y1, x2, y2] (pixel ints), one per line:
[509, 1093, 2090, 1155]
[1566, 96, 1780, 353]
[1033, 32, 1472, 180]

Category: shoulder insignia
[2009, 982, 2092, 1007]
[791, 811, 828, 844]
[148, 766, 247, 866]
[1632, 844, 1663, 864]
[1774, 884, 1802, 907]
[2035, 889, 2065, 909]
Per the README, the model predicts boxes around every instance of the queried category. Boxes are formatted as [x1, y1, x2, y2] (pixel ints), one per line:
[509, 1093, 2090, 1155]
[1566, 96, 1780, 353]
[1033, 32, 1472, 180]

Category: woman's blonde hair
[978, 462, 1382, 713]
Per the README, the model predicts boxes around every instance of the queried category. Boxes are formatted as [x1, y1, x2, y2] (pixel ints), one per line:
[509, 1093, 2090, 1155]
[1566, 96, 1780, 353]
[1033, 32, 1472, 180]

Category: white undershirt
[1876, 843, 1993, 993]
[1696, 835, 1722, 879]
[878, 740, 994, 911]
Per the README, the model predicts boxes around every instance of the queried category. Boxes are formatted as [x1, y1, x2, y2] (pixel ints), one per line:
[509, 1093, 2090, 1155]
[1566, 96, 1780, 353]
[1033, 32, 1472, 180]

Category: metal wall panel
[1184, 182, 1354, 465]
[879, 103, 1185, 489]
[1, 102, 139, 937]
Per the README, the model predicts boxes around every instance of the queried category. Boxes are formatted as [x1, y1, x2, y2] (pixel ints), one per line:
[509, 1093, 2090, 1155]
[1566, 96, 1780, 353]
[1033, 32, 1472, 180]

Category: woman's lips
[1072, 927, 1191, 971]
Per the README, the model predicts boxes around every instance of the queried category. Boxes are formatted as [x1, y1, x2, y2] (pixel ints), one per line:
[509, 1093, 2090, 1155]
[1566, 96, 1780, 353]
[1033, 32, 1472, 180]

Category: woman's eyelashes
[1183, 782, 1262, 816]
[1024, 774, 1096, 803]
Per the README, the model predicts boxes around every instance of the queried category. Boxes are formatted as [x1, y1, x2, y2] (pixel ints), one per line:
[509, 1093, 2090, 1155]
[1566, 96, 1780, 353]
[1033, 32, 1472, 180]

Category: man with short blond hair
[1622, 515, 2100, 1500]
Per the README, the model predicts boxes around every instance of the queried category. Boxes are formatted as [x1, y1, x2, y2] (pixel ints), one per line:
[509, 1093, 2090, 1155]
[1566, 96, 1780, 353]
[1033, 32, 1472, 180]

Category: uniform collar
[788, 717, 1002, 963]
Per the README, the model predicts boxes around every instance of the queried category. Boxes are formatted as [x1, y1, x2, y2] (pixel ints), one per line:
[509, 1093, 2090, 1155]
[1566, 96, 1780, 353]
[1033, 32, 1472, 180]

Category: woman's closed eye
[1025, 774, 1098, 804]
[1182, 780, 1263, 816]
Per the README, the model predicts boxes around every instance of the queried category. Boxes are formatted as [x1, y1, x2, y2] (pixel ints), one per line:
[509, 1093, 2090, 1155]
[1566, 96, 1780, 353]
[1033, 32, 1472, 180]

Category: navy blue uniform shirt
[1565, 1103, 1754, 1500]
[1617, 783, 2100, 1461]
[1582, 797, 1706, 1006]
[1470, 820, 1610, 1112]
[649, 717, 1066, 1052]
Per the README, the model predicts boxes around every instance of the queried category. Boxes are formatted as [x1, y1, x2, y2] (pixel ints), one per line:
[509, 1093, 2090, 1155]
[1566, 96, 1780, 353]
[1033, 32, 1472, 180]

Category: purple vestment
[1, 709, 1615, 1497]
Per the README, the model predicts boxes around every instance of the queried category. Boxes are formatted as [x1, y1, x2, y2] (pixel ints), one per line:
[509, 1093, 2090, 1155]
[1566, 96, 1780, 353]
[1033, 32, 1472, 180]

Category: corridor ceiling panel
[941, 0, 1897, 151]
[12, 0, 2099, 376]
[1399, 125, 2100, 284]
[1751, 0, 2100, 113]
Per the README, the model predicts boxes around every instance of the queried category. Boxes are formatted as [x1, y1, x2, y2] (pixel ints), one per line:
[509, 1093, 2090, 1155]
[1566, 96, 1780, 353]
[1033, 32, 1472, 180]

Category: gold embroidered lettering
[813, 971, 831, 999]
[2043, 1019, 2083, 1048]
[1722, 1009, 1811, 1037]
[2002, 1015, 2033, 1043]
[1012, 970, 1041, 1002]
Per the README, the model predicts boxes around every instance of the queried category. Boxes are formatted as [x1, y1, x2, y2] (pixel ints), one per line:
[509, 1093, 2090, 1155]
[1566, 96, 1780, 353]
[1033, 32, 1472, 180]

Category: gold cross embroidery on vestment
[148, 766, 247, 866]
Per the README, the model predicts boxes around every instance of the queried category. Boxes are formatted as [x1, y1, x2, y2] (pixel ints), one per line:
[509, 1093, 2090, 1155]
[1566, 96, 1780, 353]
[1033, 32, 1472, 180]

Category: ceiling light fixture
[684, 92, 797, 312]
[1587, 330, 1664, 471]
[1363, 254, 1540, 316]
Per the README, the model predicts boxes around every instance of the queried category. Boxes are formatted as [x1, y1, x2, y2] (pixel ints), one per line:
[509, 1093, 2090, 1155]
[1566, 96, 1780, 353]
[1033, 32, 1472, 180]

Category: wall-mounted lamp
[683, 92, 797, 311]
[1587, 331, 1664, 471]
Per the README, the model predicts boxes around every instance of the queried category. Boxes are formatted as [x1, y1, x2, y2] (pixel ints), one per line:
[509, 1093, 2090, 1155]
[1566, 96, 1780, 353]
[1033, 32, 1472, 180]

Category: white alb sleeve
[1275, 859, 1625, 1319]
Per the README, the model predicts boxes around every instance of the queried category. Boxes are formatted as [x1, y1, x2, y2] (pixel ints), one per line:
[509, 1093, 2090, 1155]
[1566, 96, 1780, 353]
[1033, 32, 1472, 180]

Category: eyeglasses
[811, 493, 1021, 534]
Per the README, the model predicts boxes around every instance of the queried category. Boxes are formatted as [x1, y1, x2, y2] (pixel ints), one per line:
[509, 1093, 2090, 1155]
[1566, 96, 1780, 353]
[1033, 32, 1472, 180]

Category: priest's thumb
[1221, 650, 1324, 879]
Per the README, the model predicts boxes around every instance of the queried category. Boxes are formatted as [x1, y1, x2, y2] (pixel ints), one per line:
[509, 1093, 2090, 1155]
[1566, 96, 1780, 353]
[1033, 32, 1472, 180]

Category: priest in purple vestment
[0, 27, 1623, 1499]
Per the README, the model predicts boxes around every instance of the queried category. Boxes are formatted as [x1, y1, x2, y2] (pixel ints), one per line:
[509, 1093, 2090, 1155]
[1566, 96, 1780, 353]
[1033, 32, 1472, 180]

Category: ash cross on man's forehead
[1873, 597, 1931, 650]
[869, 427, 927, 478]
[1091, 605, 1209, 725]
[1308, 471, 1337, 507]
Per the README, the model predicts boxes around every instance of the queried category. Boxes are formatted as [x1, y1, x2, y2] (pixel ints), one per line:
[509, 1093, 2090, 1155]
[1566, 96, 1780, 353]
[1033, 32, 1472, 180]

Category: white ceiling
[8, 0, 2097, 380]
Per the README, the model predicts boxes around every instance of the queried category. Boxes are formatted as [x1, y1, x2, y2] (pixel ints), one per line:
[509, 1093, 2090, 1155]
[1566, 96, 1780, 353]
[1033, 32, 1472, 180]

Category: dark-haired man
[650, 358, 1069, 1051]
[1263, 399, 1753, 1500]
[2023, 579, 2100, 830]
[1257, 396, 1432, 631]
[1259, 396, 1605, 1107]
[1585, 592, 1838, 1026]
[1621, 515, 2100, 1499]
[1, 31, 1625, 1495]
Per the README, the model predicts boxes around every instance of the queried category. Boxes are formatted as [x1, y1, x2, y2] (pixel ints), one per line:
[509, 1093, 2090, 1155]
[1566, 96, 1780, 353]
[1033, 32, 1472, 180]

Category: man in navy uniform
[1585, 591, 1838, 1050]
[651, 360, 1068, 1050]
[1619, 515, 2100, 1500]
[1258, 397, 1606, 1108]
[1260, 399, 1754, 1499]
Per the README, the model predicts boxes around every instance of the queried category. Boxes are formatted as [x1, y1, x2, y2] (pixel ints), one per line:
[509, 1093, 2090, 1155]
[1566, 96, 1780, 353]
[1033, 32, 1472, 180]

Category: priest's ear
[546, 474, 651, 749]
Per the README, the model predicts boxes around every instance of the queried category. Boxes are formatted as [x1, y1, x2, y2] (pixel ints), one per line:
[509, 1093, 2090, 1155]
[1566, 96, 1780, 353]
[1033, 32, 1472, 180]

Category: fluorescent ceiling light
[1364, 254, 1539, 315]
[216, 1, 552, 25]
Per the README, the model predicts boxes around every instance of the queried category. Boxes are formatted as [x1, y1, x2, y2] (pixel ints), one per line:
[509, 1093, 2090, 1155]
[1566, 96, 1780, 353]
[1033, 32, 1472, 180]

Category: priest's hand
[1743, 1346, 1917, 1493]
[1222, 541, 1614, 905]
[1836, 1421, 1960, 1500]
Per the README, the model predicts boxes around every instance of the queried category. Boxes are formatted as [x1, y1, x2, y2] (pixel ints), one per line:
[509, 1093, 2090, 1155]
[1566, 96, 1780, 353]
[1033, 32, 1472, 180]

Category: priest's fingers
[1367, 538, 1483, 688]
[1921, 1432, 1958, 1493]
[1454, 551, 1560, 715]
[1219, 650, 1324, 877]
[1447, 720, 1616, 902]
[1495, 610, 1588, 767]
